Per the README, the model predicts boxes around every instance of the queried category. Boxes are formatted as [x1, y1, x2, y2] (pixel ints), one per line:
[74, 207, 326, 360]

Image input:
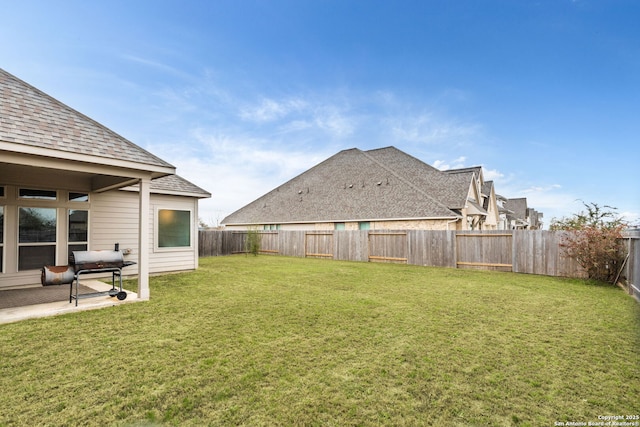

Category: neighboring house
[222, 146, 499, 231]
[527, 207, 544, 230]
[481, 180, 500, 229]
[0, 68, 210, 295]
[496, 196, 544, 230]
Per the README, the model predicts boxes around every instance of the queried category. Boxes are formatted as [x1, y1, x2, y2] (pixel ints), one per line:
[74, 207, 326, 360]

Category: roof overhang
[0, 148, 175, 192]
[466, 200, 488, 216]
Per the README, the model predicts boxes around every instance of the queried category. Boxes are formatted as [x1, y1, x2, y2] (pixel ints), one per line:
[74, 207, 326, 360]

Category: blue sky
[2, 0, 638, 227]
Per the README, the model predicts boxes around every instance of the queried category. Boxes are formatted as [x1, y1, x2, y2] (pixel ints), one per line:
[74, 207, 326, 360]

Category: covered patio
[0, 279, 139, 324]
[1, 68, 178, 303]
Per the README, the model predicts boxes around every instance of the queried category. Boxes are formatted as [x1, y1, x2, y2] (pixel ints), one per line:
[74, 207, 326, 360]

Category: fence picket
[198, 229, 634, 280]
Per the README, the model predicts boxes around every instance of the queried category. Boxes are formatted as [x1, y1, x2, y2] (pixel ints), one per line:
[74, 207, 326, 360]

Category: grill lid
[70, 250, 125, 271]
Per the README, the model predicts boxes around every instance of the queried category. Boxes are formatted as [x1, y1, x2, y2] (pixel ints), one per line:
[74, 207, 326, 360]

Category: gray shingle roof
[222, 146, 474, 225]
[0, 68, 173, 170]
[149, 175, 211, 198]
[481, 180, 494, 210]
[505, 198, 528, 221]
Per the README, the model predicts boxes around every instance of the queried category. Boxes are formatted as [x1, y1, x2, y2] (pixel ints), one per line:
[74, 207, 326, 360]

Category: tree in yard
[550, 202, 628, 283]
[244, 227, 261, 256]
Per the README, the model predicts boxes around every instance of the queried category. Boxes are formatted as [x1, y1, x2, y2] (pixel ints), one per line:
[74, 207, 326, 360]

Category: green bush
[550, 202, 627, 283]
[245, 228, 261, 256]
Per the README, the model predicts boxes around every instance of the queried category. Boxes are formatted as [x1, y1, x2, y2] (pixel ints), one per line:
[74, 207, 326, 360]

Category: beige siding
[372, 219, 458, 230]
[91, 190, 199, 275]
[148, 194, 199, 273]
[226, 219, 461, 231]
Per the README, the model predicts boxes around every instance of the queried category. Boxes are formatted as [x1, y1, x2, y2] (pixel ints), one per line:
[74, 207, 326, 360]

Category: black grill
[69, 250, 127, 271]
[41, 247, 135, 306]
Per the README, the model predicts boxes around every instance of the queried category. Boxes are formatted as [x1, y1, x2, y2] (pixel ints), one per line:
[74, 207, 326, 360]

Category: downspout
[446, 218, 458, 231]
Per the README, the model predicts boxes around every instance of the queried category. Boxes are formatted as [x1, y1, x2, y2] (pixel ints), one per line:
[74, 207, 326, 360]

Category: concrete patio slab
[0, 280, 140, 325]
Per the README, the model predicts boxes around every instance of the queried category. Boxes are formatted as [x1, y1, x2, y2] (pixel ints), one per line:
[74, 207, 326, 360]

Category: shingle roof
[0, 68, 173, 170]
[149, 175, 211, 198]
[222, 146, 472, 225]
[481, 180, 494, 210]
[368, 147, 474, 209]
[505, 198, 528, 221]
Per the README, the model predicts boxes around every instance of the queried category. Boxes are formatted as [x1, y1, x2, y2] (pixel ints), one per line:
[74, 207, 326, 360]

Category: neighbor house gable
[222, 147, 460, 226]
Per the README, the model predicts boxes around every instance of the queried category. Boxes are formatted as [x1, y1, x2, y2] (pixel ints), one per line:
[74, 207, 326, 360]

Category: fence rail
[199, 229, 640, 298]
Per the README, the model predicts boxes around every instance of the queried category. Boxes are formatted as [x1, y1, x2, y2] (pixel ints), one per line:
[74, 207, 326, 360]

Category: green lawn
[1, 256, 639, 426]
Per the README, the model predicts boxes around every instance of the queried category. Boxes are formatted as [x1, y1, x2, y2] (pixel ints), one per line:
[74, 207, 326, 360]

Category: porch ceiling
[0, 160, 149, 192]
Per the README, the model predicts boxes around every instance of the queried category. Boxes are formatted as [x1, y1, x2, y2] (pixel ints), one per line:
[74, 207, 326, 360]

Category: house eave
[0, 141, 176, 177]
[119, 186, 212, 199]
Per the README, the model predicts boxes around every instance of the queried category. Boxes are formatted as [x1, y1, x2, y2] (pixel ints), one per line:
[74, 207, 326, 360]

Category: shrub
[245, 228, 261, 256]
[550, 202, 627, 283]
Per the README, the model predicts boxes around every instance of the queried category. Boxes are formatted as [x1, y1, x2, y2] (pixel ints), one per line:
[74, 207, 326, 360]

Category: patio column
[138, 177, 151, 300]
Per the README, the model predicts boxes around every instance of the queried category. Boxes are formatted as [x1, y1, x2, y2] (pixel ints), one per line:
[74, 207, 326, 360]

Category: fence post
[197, 229, 638, 287]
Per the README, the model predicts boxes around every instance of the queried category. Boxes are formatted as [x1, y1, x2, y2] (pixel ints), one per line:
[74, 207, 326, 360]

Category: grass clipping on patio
[1, 256, 639, 426]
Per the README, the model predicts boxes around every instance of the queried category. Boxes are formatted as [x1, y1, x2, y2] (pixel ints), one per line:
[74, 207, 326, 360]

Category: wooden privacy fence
[199, 229, 596, 278]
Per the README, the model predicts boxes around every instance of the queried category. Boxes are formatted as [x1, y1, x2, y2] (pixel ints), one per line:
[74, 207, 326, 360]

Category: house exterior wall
[0, 184, 199, 290]
[483, 189, 499, 230]
[0, 183, 93, 288]
[225, 218, 462, 232]
[91, 190, 199, 275]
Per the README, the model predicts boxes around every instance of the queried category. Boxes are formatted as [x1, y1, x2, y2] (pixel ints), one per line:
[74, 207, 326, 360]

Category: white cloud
[482, 168, 504, 182]
[239, 97, 308, 123]
[494, 182, 579, 225]
[433, 160, 448, 170]
[151, 129, 332, 226]
[620, 211, 640, 226]
[312, 107, 355, 139]
[120, 54, 193, 80]
[389, 113, 482, 145]
[433, 156, 467, 171]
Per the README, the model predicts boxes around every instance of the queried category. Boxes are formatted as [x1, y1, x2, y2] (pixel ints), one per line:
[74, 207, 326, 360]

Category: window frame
[358, 221, 370, 230]
[17, 206, 57, 271]
[68, 192, 90, 203]
[18, 188, 57, 201]
[68, 208, 89, 254]
[154, 207, 194, 252]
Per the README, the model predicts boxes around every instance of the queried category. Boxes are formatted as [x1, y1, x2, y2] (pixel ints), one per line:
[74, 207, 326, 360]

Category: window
[18, 207, 56, 270]
[19, 188, 57, 200]
[334, 223, 345, 230]
[158, 209, 191, 248]
[69, 192, 89, 202]
[69, 209, 88, 253]
[358, 221, 370, 230]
